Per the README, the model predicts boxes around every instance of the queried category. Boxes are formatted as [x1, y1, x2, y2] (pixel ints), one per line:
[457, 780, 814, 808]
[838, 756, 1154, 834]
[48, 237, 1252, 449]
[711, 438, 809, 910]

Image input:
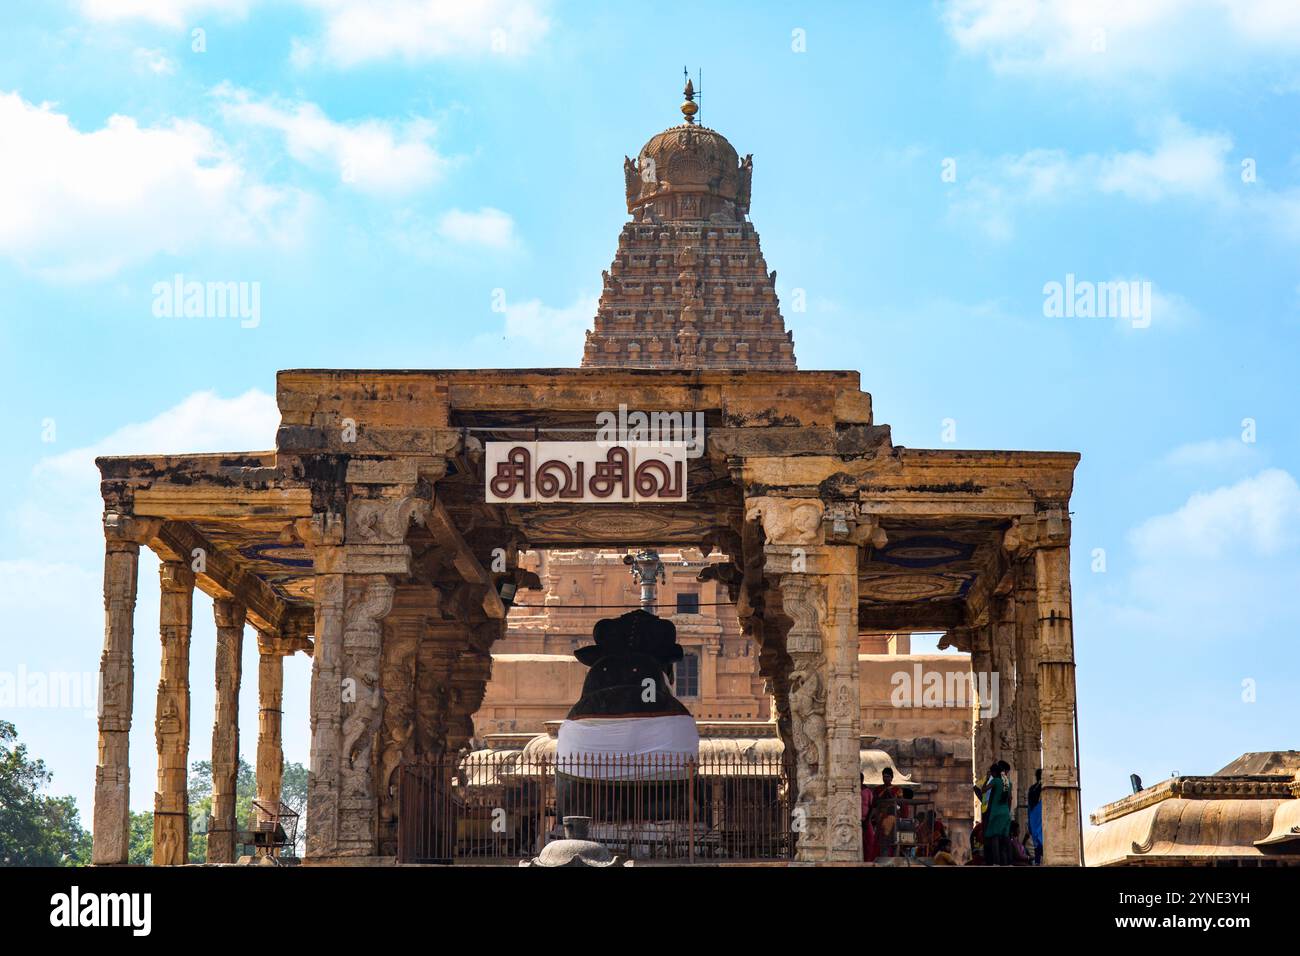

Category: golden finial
[681, 75, 698, 125]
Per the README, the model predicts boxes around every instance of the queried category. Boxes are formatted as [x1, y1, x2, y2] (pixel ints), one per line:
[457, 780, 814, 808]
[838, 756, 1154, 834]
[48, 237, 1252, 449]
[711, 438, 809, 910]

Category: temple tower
[582, 80, 797, 370]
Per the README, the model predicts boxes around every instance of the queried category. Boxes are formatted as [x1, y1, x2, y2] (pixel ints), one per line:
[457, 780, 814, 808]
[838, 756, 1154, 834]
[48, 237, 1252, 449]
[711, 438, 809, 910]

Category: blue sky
[2, 1, 1299, 838]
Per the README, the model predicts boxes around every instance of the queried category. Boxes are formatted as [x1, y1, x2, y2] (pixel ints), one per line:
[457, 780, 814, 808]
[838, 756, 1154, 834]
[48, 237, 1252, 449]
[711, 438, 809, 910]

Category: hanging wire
[511, 601, 737, 610]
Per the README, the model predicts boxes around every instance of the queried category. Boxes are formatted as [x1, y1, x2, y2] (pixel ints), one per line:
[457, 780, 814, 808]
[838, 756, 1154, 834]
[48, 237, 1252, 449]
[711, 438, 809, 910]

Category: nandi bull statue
[555, 609, 700, 823]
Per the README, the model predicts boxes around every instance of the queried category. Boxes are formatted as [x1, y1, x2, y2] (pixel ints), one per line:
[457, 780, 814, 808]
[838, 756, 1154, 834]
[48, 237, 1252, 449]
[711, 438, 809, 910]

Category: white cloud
[501, 294, 595, 353]
[80, 0, 253, 28]
[216, 85, 445, 195]
[437, 207, 517, 249]
[951, 119, 1234, 240]
[0, 91, 309, 280]
[14, 389, 280, 561]
[1011, 121, 1229, 203]
[1095, 123, 1232, 201]
[295, 0, 551, 67]
[1162, 437, 1259, 470]
[941, 0, 1300, 78]
[132, 47, 177, 75]
[1130, 469, 1300, 561]
[458, 293, 596, 367]
[79, 1, 551, 67]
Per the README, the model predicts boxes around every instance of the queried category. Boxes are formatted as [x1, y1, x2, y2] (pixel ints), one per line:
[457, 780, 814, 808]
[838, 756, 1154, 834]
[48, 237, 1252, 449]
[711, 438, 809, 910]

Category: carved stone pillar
[337, 573, 395, 855]
[153, 560, 194, 866]
[747, 496, 872, 862]
[92, 513, 159, 865]
[1012, 561, 1042, 819]
[967, 623, 994, 781]
[990, 594, 1018, 772]
[255, 632, 294, 819]
[1034, 543, 1082, 865]
[299, 512, 345, 859]
[377, 589, 427, 856]
[415, 630, 458, 760]
[1007, 513, 1082, 865]
[207, 597, 246, 864]
[299, 466, 426, 859]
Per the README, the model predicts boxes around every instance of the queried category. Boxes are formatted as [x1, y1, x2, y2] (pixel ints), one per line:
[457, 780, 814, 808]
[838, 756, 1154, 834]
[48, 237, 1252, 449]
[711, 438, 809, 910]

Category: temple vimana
[89, 83, 1300, 867]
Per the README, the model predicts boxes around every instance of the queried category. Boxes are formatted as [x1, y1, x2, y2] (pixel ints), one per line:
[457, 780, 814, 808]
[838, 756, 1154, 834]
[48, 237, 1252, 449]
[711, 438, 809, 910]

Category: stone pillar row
[90, 512, 306, 866]
[1005, 514, 1082, 866]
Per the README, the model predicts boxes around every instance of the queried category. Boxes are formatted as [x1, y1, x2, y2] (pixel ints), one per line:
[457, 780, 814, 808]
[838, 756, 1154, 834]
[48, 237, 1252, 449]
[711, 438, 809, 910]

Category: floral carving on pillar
[92, 513, 160, 865]
[824, 572, 862, 860]
[346, 495, 430, 545]
[778, 572, 828, 860]
[153, 560, 194, 866]
[754, 494, 864, 862]
[337, 574, 395, 854]
[208, 597, 246, 864]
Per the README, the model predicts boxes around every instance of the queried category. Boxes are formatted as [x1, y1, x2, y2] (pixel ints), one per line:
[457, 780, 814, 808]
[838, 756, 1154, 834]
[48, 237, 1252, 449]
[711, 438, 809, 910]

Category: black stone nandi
[556, 610, 700, 822]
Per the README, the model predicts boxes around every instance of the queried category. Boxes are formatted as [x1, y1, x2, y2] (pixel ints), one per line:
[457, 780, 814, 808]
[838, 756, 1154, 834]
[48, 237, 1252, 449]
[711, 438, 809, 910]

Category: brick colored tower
[582, 80, 797, 370]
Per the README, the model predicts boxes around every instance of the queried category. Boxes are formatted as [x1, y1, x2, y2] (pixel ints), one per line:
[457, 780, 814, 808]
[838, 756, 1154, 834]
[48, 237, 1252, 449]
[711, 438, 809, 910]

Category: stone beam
[424, 500, 506, 620]
[152, 520, 295, 636]
[133, 485, 313, 522]
[858, 601, 965, 631]
[742, 449, 1078, 520]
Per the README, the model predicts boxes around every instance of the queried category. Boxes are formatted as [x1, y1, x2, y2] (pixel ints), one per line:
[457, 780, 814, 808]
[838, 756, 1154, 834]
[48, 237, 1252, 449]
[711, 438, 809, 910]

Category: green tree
[127, 810, 154, 865]
[0, 720, 92, 866]
[279, 761, 309, 856]
[187, 757, 256, 862]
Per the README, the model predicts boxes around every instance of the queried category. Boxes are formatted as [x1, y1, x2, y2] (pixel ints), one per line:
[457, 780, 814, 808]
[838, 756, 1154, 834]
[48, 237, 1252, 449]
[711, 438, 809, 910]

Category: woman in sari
[871, 767, 907, 857]
[860, 773, 879, 861]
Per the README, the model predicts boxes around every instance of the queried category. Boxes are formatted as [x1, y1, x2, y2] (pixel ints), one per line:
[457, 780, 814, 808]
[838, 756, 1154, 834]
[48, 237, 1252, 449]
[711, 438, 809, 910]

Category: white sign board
[485, 442, 687, 504]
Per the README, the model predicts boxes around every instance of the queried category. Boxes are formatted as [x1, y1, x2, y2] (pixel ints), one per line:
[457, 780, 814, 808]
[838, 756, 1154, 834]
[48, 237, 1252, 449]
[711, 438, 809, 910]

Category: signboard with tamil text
[485, 442, 687, 504]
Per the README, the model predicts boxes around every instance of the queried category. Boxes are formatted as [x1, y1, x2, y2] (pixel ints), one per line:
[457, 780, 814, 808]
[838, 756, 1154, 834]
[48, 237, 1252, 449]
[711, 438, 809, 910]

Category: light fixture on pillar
[496, 567, 541, 608]
[624, 548, 666, 613]
[498, 578, 519, 607]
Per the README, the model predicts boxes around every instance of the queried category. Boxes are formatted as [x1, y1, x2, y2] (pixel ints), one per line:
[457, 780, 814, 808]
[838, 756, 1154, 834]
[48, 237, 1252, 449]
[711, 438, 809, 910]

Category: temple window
[675, 651, 700, 698]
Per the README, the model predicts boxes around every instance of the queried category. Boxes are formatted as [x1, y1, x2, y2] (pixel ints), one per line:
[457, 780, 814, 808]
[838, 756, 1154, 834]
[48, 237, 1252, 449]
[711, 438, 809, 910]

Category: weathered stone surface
[207, 597, 245, 864]
[153, 561, 194, 866]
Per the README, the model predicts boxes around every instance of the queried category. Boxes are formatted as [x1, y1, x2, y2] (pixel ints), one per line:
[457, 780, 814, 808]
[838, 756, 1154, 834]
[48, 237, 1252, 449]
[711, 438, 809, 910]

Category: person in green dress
[976, 760, 1012, 865]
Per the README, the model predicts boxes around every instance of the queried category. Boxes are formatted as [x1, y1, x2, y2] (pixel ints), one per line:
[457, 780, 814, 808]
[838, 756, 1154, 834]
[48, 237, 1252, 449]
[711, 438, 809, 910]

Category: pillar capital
[345, 493, 430, 547]
[158, 559, 195, 593]
[257, 631, 307, 657]
[103, 513, 162, 550]
[212, 596, 247, 629]
[294, 512, 344, 550]
[745, 495, 824, 546]
[1003, 509, 1070, 556]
